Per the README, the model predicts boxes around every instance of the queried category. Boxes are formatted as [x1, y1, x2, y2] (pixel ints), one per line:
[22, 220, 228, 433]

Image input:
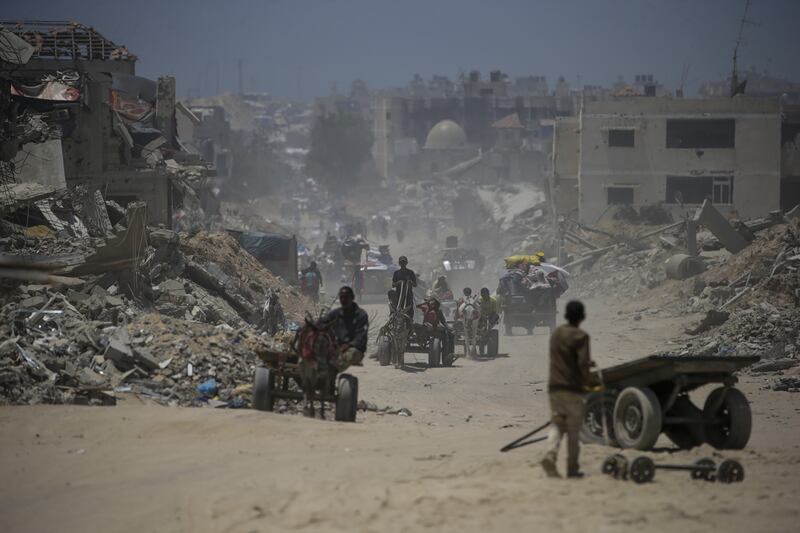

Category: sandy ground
[1, 298, 799, 533]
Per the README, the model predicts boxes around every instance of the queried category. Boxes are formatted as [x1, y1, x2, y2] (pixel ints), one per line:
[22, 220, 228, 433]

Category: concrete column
[156, 76, 176, 148]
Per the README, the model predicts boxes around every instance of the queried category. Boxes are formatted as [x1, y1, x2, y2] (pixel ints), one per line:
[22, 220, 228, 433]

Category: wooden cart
[581, 354, 759, 451]
[253, 346, 359, 422]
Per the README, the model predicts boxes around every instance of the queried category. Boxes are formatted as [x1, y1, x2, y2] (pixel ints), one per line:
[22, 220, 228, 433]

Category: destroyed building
[0, 20, 217, 228]
[552, 96, 785, 224]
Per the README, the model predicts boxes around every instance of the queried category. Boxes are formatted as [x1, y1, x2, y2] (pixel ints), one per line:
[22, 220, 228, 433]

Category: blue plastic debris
[196, 378, 218, 397]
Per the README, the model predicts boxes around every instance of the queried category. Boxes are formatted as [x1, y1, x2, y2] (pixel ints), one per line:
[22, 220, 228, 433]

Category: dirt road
[1, 298, 799, 532]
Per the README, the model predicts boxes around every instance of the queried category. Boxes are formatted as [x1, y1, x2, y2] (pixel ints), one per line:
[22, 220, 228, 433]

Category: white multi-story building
[554, 96, 783, 223]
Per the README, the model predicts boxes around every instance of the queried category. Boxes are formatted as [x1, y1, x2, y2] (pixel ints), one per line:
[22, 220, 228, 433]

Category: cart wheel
[505, 324, 513, 336]
[580, 391, 618, 446]
[377, 336, 392, 367]
[691, 458, 716, 481]
[253, 367, 275, 412]
[335, 374, 358, 422]
[613, 387, 663, 450]
[487, 329, 499, 357]
[441, 339, 455, 367]
[664, 396, 706, 450]
[703, 388, 751, 450]
[602, 453, 626, 477]
[629, 456, 656, 484]
[428, 338, 442, 368]
[716, 459, 744, 483]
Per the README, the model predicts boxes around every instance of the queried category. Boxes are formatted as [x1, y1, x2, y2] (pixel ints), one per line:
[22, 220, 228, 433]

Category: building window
[666, 119, 735, 148]
[665, 175, 734, 204]
[608, 129, 635, 147]
[712, 176, 734, 204]
[607, 187, 634, 205]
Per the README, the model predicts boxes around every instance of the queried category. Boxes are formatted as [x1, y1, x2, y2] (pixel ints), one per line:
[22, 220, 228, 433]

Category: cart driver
[320, 286, 369, 372]
[478, 287, 500, 328]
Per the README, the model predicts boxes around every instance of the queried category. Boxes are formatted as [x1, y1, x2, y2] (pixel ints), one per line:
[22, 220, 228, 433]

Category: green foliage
[306, 112, 373, 191]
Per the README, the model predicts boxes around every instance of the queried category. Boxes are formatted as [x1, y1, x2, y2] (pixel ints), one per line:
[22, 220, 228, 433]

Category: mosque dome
[424, 120, 468, 149]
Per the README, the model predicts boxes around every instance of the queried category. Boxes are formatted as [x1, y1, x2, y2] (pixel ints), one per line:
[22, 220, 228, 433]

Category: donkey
[459, 296, 481, 358]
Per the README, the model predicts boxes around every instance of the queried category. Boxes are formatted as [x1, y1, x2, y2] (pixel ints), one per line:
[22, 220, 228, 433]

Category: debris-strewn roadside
[566, 211, 799, 389]
[1, 202, 315, 406]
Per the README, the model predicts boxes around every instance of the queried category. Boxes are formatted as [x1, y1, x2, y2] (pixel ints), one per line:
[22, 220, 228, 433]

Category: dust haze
[1, 1, 800, 532]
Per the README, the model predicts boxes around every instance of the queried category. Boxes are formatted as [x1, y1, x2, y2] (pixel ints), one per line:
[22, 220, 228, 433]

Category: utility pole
[237, 58, 244, 96]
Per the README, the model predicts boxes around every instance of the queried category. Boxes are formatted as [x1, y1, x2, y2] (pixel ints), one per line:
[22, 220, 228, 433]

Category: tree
[306, 112, 373, 191]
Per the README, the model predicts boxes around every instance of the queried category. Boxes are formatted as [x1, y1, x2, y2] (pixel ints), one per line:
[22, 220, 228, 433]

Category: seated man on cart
[478, 287, 500, 329]
[418, 294, 454, 355]
[320, 286, 369, 372]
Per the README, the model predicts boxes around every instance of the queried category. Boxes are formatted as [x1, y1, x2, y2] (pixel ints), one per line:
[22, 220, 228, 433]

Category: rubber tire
[702, 387, 751, 450]
[253, 367, 275, 412]
[487, 329, 499, 357]
[716, 459, 745, 483]
[428, 338, 442, 368]
[613, 387, 663, 450]
[441, 340, 455, 367]
[377, 336, 392, 367]
[629, 456, 656, 484]
[335, 374, 358, 422]
[664, 396, 705, 450]
[580, 391, 618, 446]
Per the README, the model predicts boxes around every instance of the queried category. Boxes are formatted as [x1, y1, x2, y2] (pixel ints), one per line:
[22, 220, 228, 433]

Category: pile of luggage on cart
[497, 254, 569, 336]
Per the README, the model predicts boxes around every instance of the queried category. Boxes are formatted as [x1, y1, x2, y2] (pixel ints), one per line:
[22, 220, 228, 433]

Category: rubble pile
[569, 245, 672, 299]
[0, 217, 315, 405]
[0, 291, 271, 406]
[180, 231, 313, 320]
[675, 220, 800, 385]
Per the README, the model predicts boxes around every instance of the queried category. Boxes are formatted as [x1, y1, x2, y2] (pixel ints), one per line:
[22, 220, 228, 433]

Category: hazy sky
[4, 0, 799, 100]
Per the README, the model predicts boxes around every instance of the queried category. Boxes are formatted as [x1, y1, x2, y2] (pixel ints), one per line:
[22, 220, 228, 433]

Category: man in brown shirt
[540, 300, 598, 478]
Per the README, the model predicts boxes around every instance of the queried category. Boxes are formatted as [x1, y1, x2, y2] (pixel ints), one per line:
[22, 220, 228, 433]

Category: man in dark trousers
[392, 256, 417, 320]
[321, 286, 369, 371]
[540, 300, 599, 479]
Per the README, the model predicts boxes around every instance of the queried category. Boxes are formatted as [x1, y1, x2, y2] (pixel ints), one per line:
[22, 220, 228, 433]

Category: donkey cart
[252, 320, 359, 422]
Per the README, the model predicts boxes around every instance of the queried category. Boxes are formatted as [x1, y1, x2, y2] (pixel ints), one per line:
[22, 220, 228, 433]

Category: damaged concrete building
[1, 20, 217, 228]
[553, 96, 785, 223]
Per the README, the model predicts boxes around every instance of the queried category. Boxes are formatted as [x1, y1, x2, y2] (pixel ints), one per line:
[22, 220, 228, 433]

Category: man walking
[540, 300, 599, 479]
